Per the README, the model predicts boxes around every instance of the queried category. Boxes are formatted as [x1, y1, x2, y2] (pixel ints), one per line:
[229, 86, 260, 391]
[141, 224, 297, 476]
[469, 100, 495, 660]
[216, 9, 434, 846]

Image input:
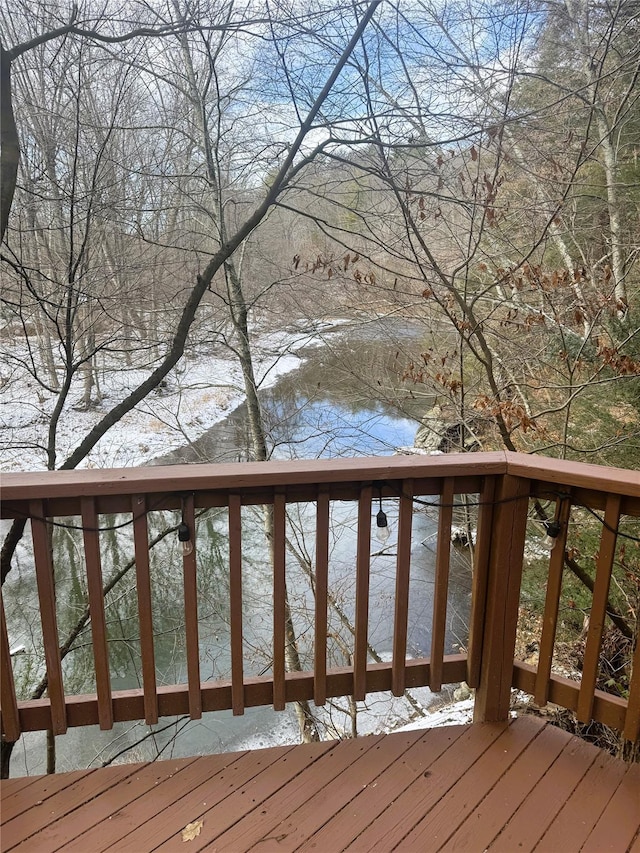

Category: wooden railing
[1, 452, 639, 748]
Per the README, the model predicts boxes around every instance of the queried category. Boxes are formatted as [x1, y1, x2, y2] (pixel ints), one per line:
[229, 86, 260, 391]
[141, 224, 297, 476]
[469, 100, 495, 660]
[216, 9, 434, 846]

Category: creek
[6, 318, 473, 776]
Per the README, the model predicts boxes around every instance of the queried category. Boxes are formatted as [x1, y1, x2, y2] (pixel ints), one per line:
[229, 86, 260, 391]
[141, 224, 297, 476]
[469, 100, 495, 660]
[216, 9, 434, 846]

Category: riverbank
[0, 325, 335, 472]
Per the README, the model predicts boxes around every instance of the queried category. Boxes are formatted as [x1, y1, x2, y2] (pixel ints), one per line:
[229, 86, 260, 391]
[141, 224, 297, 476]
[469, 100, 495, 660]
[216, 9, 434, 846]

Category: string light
[541, 519, 562, 551]
[374, 483, 390, 544]
[177, 521, 193, 556]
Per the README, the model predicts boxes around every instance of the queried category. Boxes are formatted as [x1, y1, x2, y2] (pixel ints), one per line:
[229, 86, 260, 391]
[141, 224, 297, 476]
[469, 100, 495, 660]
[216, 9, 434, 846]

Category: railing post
[473, 473, 529, 723]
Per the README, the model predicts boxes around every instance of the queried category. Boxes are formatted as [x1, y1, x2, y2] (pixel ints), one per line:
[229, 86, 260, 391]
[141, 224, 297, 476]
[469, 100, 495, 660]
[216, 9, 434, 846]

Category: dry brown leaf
[182, 819, 204, 842]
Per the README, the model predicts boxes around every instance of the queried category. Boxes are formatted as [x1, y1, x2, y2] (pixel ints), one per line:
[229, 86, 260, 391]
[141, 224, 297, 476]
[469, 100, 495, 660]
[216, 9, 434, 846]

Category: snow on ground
[0, 324, 335, 472]
[395, 696, 475, 731]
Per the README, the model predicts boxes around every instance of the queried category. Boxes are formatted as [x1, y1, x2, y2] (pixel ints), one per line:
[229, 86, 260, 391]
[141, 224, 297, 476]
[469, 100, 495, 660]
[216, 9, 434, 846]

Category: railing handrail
[2, 451, 638, 504]
[503, 451, 640, 497]
[0, 451, 507, 502]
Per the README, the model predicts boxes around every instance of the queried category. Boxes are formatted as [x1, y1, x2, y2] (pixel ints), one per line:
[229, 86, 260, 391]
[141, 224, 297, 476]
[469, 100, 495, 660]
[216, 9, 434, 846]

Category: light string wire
[6, 484, 640, 543]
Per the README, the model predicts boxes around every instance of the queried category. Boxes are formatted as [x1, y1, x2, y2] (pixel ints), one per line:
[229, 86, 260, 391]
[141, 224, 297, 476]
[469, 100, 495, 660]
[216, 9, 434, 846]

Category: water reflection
[7, 320, 473, 775]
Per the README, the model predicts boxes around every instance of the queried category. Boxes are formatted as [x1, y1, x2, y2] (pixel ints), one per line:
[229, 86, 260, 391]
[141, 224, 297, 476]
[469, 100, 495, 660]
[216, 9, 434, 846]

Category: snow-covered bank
[395, 696, 475, 731]
[1, 325, 336, 472]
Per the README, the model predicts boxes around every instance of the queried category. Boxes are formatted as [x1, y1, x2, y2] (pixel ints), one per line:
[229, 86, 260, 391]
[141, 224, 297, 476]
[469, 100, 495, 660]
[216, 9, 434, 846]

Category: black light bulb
[376, 509, 390, 544]
[541, 519, 562, 551]
[178, 522, 193, 555]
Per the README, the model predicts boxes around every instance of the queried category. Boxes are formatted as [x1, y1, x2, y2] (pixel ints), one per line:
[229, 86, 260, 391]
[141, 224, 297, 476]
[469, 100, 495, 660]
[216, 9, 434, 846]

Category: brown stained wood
[354, 485, 372, 701]
[272, 490, 286, 711]
[0, 769, 99, 834]
[1, 452, 508, 503]
[467, 476, 495, 689]
[536, 747, 630, 851]
[624, 636, 640, 742]
[473, 475, 529, 723]
[5, 455, 638, 750]
[101, 750, 254, 853]
[577, 492, 622, 723]
[154, 739, 343, 852]
[0, 767, 96, 823]
[3, 719, 637, 853]
[243, 730, 429, 850]
[1, 763, 141, 850]
[206, 738, 389, 853]
[430, 477, 454, 691]
[181, 493, 201, 719]
[512, 660, 628, 732]
[228, 494, 244, 716]
[503, 451, 640, 498]
[80, 497, 113, 731]
[5, 452, 639, 505]
[0, 775, 41, 810]
[439, 720, 569, 852]
[29, 499, 66, 735]
[4, 454, 638, 527]
[314, 487, 329, 706]
[307, 725, 469, 852]
[488, 733, 600, 852]
[345, 721, 508, 851]
[1, 591, 20, 741]
[131, 495, 158, 725]
[391, 479, 413, 696]
[534, 493, 573, 706]
[581, 764, 640, 853]
[3, 477, 490, 522]
[63, 753, 248, 853]
[400, 715, 543, 850]
[13, 655, 469, 734]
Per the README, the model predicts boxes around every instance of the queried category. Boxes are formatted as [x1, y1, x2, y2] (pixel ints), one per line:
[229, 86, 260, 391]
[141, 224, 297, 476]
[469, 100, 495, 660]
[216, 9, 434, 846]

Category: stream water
[7, 318, 473, 776]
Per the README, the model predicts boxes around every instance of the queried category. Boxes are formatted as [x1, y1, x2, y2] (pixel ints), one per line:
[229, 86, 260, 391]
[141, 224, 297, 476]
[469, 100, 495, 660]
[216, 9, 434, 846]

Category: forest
[1, 0, 639, 774]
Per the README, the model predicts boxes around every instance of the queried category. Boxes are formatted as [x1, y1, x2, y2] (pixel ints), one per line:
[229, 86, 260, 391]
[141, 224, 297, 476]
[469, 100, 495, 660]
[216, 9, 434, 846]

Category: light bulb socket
[540, 519, 562, 552]
[544, 520, 562, 539]
[376, 509, 388, 529]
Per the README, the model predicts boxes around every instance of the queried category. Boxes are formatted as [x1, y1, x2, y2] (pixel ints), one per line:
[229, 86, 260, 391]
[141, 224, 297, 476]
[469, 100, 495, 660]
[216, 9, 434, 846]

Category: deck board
[1, 717, 638, 853]
[535, 747, 630, 851]
[305, 724, 469, 851]
[487, 727, 600, 852]
[398, 715, 543, 850]
[342, 719, 508, 850]
[179, 735, 387, 852]
[438, 719, 570, 852]
[576, 762, 640, 853]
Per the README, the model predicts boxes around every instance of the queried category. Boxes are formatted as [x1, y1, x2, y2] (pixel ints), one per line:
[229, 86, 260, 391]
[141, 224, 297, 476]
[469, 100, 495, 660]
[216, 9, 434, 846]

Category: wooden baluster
[467, 476, 495, 689]
[392, 480, 413, 697]
[430, 478, 454, 692]
[132, 495, 158, 725]
[0, 591, 20, 742]
[30, 500, 67, 735]
[473, 475, 529, 723]
[353, 485, 372, 701]
[314, 487, 330, 707]
[534, 494, 572, 706]
[182, 494, 201, 720]
[623, 633, 640, 743]
[81, 497, 113, 731]
[577, 493, 622, 723]
[272, 490, 286, 711]
[229, 494, 244, 716]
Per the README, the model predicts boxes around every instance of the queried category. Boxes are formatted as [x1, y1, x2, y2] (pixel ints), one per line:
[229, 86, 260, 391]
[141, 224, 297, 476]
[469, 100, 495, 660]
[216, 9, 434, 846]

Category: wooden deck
[2, 715, 638, 852]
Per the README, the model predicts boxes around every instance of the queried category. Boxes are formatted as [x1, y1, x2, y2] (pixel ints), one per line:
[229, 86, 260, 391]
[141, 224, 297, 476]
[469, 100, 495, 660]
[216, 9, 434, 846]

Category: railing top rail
[1, 452, 507, 502]
[1, 451, 637, 505]
[504, 451, 640, 498]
